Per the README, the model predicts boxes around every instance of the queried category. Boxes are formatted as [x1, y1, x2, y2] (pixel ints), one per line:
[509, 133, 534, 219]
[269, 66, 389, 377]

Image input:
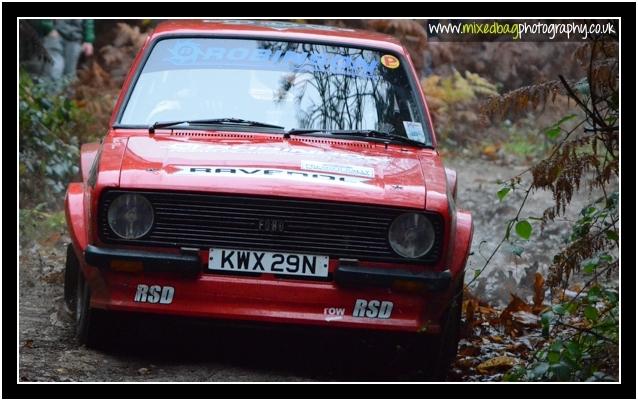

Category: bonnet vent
[169, 131, 375, 148]
[289, 137, 374, 148]
[170, 131, 282, 141]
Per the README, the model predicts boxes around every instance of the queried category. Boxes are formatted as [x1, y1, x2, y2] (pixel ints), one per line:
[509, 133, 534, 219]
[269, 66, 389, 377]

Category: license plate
[208, 248, 329, 277]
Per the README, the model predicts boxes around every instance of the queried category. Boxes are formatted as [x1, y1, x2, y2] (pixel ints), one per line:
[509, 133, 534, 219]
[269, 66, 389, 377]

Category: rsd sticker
[353, 299, 393, 319]
[380, 54, 400, 69]
[134, 284, 174, 304]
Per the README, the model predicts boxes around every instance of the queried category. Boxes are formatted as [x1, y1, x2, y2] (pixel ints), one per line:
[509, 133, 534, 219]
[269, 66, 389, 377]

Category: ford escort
[64, 19, 473, 379]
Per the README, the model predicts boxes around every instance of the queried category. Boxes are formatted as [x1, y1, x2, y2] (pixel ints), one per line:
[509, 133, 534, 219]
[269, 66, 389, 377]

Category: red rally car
[64, 19, 473, 378]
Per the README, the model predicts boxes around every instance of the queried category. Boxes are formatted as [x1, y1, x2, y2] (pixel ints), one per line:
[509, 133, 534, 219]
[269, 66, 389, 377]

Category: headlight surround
[388, 213, 436, 259]
[107, 193, 154, 239]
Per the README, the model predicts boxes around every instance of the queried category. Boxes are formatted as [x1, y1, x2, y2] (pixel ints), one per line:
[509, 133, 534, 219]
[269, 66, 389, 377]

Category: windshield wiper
[148, 118, 285, 133]
[340, 129, 427, 147]
[284, 128, 332, 138]
[286, 128, 429, 147]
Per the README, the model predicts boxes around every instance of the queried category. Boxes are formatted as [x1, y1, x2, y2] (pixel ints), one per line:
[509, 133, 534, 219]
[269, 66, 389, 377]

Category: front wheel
[415, 276, 464, 381]
[63, 244, 78, 314]
[73, 250, 109, 348]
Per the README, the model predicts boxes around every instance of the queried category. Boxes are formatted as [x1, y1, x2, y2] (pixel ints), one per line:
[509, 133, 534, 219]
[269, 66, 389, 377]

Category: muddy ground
[18, 157, 606, 382]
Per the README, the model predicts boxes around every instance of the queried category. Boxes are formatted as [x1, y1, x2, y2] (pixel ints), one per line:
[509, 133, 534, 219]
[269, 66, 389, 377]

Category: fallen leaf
[482, 144, 499, 159]
[43, 271, 64, 284]
[476, 356, 518, 374]
[569, 284, 582, 293]
[532, 305, 548, 315]
[500, 293, 534, 336]
[456, 357, 477, 368]
[505, 342, 524, 352]
[24, 339, 33, 348]
[489, 335, 504, 343]
[458, 345, 481, 357]
[478, 305, 498, 315]
[533, 272, 545, 307]
[499, 293, 533, 324]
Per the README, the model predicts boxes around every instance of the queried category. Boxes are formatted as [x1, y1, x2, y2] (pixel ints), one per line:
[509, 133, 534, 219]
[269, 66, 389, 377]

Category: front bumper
[85, 245, 200, 275]
[83, 245, 454, 333]
[335, 263, 451, 291]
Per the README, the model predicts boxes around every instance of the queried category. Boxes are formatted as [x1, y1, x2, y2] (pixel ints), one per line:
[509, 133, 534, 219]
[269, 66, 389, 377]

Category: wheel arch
[80, 142, 101, 183]
[449, 209, 473, 280]
[65, 182, 88, 257]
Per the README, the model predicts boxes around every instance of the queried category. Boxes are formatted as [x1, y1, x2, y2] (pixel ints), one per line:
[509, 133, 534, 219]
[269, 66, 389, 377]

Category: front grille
[99, 190, 444, 264]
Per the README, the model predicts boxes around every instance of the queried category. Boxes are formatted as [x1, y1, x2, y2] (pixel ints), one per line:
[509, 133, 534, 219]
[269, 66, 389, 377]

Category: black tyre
[414, 276, 464, 381]
[75, 254, 109, 348]
[63, 244, 78, 313]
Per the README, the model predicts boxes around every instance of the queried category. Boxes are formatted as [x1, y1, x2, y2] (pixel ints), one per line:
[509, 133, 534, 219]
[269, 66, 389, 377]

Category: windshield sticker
[301, 160, 375, 178]
[161, 40, 379, 79]
[402, 121, 426, 143]
[173, 166, 372, 186]
[205, 20, 356, 33]
[380, 54, 400, 69]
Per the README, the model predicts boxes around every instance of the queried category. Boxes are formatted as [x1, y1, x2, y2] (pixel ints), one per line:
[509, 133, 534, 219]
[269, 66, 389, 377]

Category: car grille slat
[151, 226, 390, 246]
[153, 222, 389, 241]
[152, 202, 395, 222]
[154, 215, 389, 234]
[147, 234, 391, 254]
[154, 210, 390, 226]
[99, 191, 444, 264]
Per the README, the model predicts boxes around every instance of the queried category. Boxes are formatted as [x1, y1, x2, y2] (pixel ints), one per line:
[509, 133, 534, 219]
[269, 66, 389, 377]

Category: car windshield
[119, 37, 432, 145]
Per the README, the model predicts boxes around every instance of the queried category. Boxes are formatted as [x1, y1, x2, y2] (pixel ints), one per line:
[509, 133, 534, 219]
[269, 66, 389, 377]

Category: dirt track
[18, 157, 601, 382]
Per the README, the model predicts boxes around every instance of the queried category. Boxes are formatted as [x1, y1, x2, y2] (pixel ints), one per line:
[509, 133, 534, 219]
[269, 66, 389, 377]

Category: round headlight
[388, 213, 435, 259]
[107, 193, 154, 239]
